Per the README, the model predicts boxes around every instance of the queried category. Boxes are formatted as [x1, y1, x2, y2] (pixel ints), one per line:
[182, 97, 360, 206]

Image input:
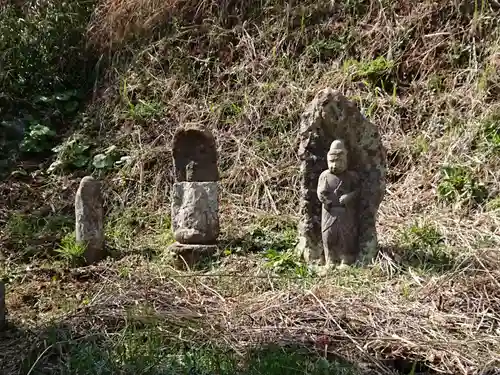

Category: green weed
[437, 166, 488, 207]
[5, 213, 37, 240]
[229, 225, 298, 254]
[20, 124, 56, 153]
[306, 37, 349, 60]
[128, 100, 164, 121]
[4, 212, 73, 260]
[105, 208, 171, 254]
[397, 221, 454, 272]
[485, 197, 500, 212]
[400, 283, 412, 300]
[0, 0, 95, 170]
[261, 114, 295, 137]
[92, 145, 124, 171]
[427, 74, 445, 93]
[6, 213, 72, 242]
[343, 56, 395, 91]
[479, 111, 500, 153]
[478, 61, 499, 94]
[55, 233, 86, 265]
[411, 134, 430, 158]
[221, 101, 243, 123]
[49, 136, 92, 173]
[262, 249, 311, 277]
[119, 79, 164, 121]
[400, 222, 443, 250]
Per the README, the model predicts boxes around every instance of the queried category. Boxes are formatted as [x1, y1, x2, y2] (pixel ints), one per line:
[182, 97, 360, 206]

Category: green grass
[479, 110, 500, 153]
[4, 212, 74, 260]
[22, 325, 359, 375]
[104, 208, 173, 254]
[343, 56, 395, 92]
[485, 197, 500, 211]
[55, 233, 86, 265]
[437, 165, 488, 207]
[395, 220, 456, 273]
[262, 248, 311, 277]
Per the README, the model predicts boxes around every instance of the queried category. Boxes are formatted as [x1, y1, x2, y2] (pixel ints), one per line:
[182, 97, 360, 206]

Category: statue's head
[327, 140, 348, 174]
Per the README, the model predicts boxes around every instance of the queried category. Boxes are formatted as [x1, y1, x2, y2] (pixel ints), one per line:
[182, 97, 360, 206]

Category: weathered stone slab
[75, 176, 105, 265]
[173, 127, 219, 182]
[0, 281, 5, 331]
[171, 181, 219, 245]
[297, 89, 386, 265]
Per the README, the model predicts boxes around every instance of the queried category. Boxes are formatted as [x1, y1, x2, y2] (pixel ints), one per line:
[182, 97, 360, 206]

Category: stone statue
[297, 89, 386, 265]
[169, 127, 219, 268]
[317, 140, 360, 266]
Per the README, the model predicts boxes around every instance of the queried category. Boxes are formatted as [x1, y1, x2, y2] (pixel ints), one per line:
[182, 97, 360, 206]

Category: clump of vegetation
[18, 324, 358, 375]
[262, 249, 311, 277]
[20, 124, 56, 153]
[0, 0, 96, 173]
[343, 56, 396, 92]
[437, 166, 488, 207]
[479, 110, 500, 153]
[55, 233, 86, 265]
[396, 221, 455, 272]
[399, 221, 444, 251]
[4, 212, 73, 260]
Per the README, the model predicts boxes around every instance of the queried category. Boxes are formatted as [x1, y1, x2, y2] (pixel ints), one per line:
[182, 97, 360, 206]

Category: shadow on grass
[1, 322, 365, 375]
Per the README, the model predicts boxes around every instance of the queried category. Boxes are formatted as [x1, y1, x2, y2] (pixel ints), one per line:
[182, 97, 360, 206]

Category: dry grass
[1, 0, 500, 374]
[2, 249, 500, 374]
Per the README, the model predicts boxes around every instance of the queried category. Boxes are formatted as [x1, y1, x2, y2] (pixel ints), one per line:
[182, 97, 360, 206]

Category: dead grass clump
[2, 257, 500, 374]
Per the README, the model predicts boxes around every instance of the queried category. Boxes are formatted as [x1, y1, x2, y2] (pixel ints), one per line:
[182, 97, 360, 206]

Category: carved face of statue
[327, 151, 347, 174]
[327, 140, 348, 174]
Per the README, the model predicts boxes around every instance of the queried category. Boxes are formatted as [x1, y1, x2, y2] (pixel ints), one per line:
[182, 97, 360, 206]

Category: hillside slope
[1, 1, 500, 374]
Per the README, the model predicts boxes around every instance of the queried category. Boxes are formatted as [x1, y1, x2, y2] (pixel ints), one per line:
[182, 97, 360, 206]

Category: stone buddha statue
[317, 140, 360, 266]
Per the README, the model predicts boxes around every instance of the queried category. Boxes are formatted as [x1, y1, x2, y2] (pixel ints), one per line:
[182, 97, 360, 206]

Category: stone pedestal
[168, 181, 219, 266]
[169, 243, 218, 269]
[75, 176, 105, 265]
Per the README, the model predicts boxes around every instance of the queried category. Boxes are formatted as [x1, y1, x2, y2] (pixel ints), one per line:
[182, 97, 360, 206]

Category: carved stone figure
[317, 140, 360, 265]
[75, 176, 105, 265]
[297, 89, 386, 265]
[169, 127, 220, 268]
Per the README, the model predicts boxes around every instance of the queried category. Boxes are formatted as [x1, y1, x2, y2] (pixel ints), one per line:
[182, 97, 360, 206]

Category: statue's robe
[317, 170, 359, 264]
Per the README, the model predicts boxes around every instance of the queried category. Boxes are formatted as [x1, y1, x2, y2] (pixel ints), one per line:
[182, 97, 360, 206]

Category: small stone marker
[75, 176, 105, 265]
[169, 127, 219, 268]
[297, 89, 386, 266]
[0, 281, 5, 331]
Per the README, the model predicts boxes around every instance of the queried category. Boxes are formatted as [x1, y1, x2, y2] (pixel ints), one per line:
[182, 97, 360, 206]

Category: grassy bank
[1, 0, 500, 374]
